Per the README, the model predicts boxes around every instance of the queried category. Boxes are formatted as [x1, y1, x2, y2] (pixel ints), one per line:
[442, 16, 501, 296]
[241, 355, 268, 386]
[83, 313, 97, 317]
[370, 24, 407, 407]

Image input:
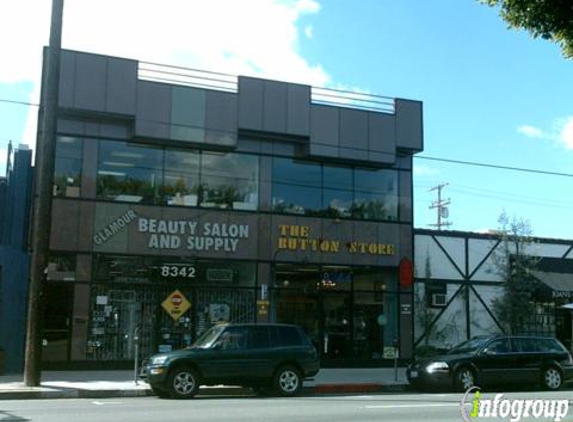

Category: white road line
[365, 403, 460, 409]
[92, 401, 123, 406]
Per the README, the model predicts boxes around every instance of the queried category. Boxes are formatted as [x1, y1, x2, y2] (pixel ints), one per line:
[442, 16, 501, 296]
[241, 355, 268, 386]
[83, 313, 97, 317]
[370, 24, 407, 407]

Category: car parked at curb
[407, 335, 573, 391]
[142, 323, 320, 398]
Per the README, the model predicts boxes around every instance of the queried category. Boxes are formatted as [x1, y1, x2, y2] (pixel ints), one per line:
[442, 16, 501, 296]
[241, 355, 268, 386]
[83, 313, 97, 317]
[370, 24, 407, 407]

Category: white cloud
[305, 25, 314, 39]
[517, 125, 545, 139]
[559, 117, 573, 149]
[413, 165, 439, 176]
[1, 0, 327, 158]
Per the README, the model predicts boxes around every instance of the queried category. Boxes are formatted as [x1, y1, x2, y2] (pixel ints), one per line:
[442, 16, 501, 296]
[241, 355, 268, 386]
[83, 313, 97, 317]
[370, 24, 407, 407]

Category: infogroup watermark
[461, 387, 571, 422]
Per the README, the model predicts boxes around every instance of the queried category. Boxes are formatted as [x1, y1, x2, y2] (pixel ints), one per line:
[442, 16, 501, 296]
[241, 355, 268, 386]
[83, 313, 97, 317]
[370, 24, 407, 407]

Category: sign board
[383, 347, 398, 359]
[257, 300, 269, 316]
[161, 289, 191, 321]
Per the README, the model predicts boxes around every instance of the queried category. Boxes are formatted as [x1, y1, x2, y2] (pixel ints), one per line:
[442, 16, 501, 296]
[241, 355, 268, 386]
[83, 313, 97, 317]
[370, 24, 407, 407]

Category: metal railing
[138, 61, 395, 114]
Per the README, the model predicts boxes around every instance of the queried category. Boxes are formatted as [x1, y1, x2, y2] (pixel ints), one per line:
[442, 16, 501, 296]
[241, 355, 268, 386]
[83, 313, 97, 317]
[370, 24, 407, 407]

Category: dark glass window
[485, 338, 511, 354]
[162, 149, 200, 206]
[200, 152, 259, 210]
[353, 168, 398, 221]
[54, 136, 82, 197]
[277, 326, 303, 346]
[272, 158, 321, 215]
[217, 326, 247, 350]
[248, 326, 270, 349]
[322, 165, 353, 218]
[96, 141, 163, 204]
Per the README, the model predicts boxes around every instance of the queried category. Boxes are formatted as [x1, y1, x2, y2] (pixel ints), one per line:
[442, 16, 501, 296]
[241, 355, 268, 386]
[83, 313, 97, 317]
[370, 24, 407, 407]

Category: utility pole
[428, 183, 452, 230]
[24, 0, 64, 387]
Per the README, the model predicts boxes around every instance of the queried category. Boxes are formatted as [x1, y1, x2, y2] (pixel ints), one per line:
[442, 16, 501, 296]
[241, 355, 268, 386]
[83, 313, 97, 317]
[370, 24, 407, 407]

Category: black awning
[532, 270, 573, 299]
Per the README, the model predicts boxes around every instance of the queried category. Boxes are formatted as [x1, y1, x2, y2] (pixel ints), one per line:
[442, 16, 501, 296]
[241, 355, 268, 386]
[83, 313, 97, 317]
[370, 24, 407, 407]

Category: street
[2, 391, 573, 422]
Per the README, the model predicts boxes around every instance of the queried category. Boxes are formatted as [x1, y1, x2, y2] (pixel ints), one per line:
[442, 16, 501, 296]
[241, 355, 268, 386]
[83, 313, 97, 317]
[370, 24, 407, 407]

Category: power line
[0, 98, 40, 107]
[417, 155, 573, 178]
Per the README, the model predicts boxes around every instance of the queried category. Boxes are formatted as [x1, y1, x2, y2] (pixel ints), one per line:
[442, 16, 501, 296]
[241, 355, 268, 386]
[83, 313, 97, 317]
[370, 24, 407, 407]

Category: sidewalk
[0, 368, 409, 400]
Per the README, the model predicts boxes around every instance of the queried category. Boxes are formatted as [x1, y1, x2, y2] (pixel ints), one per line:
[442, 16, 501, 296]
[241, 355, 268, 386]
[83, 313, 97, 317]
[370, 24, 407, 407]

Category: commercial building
[39, 49, 423, 368]
[0, 143, 33, 373]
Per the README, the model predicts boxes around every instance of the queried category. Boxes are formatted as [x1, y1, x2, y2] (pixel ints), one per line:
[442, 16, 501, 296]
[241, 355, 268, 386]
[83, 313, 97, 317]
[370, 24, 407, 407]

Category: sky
[1, 0, 572, 239]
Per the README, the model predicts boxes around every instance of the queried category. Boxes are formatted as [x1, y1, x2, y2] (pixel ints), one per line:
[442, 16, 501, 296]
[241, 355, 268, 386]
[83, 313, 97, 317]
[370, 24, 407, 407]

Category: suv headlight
[425, 361, 449, 373]
[150, 355, 169, 365]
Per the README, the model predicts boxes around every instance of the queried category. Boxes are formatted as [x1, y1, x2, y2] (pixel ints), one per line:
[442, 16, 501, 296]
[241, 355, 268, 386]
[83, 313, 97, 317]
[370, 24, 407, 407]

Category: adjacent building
[40, 49, 423, 368]
[0, 143, 33, 373]
[414, 229, 573, 354]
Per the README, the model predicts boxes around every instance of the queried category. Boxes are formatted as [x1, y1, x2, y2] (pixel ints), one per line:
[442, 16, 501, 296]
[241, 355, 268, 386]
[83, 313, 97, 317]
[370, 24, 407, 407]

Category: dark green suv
[143, 323, 320, 398]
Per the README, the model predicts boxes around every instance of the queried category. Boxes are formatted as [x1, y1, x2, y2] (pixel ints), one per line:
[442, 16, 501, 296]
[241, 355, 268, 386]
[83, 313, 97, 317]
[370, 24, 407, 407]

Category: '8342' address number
[160, 265, 196, 278]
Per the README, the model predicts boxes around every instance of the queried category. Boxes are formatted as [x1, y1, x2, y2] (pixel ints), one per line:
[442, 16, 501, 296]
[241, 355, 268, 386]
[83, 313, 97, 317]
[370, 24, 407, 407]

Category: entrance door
[321, 293, 351, 360]
[42, 284, 73, 362]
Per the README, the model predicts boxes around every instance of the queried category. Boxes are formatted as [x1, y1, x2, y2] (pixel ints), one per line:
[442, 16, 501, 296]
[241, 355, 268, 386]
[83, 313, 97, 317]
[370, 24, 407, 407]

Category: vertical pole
[24, 0, 64, 387]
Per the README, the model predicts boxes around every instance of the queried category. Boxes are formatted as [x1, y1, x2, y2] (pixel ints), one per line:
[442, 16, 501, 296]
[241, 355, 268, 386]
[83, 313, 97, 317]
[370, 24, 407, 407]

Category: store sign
[277, 224, 395, 256]
[93, 209, 251, 254]
[553, 291, 573, 299]
[161, 289, 191, 321]
[138, 218, 249, 252]
[93, 209, 137, 245]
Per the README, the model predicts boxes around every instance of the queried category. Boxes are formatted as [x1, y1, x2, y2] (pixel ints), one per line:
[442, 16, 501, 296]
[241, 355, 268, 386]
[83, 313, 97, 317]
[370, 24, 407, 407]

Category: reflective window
[323, 165, 353, 218]
[353, 168, 398, 221]
[96, 141, 163, 204]
[162, 149, 200, 206]
[54, 136, 82, 197]
[200, 152, 259, 210]
[272, 158, 321, 215]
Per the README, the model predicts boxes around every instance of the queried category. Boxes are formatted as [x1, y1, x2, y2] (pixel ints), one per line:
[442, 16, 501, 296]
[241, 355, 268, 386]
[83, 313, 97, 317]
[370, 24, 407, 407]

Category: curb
[0, 383, 410, 400]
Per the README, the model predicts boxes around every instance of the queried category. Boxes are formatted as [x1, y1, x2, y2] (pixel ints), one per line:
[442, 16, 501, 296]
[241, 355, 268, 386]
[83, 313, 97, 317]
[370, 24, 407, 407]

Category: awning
[531, 270, 573, 300]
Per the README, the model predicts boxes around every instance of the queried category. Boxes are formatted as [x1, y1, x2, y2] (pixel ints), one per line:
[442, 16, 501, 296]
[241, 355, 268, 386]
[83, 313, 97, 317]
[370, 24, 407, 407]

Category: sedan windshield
[191, 325, 226, 349]
[447, 338, 488, 355]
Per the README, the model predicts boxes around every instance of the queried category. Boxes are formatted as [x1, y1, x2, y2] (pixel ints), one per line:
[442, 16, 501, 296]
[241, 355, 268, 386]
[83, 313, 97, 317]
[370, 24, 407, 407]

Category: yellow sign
[277, 224, 395, 256]
[161, 289, 191, 321]
[257, 300, 269, 316]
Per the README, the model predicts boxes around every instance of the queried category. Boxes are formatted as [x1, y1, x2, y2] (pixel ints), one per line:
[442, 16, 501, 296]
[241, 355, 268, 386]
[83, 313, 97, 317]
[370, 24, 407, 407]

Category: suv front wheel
[273, 365, 302, 397]
[168, 366, 200, 398]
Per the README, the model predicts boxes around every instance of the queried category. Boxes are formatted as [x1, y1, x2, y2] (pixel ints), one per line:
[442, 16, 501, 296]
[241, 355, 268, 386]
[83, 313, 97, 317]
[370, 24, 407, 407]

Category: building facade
[0, 143, 33, 373]
[40, 49, 423, 368]
[414, 229, 573, 354]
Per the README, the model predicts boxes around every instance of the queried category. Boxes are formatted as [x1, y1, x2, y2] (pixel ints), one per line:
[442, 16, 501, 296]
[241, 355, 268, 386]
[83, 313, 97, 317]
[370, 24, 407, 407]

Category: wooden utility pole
[428, 183, 452, 230]
[24, 0, 64, 387]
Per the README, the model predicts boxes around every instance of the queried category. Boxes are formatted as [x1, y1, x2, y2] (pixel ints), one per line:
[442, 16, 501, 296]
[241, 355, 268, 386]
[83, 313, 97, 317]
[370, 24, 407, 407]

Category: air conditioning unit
[431, 293, 447, 307]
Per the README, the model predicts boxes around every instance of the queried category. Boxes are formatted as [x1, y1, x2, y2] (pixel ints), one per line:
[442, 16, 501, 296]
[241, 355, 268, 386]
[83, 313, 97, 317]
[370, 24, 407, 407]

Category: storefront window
[353, 168, 398, 221]
[96, 141, 163, 204]
[322, 165, 353, 218]
[200, 152, 259, 210]
[272, 158, 321, 215]
[88, 255, 258, 360]
[47, 253, 77, 281]
[273, 264, 400, 361]
[272, 158, 400, 221]
[162, 149, 200, 206]
[54, 136, 82, 197]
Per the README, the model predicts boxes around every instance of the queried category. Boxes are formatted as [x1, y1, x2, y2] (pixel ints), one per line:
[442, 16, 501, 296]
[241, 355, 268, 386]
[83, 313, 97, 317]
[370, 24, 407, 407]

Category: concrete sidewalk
[0, 368, 409, 400]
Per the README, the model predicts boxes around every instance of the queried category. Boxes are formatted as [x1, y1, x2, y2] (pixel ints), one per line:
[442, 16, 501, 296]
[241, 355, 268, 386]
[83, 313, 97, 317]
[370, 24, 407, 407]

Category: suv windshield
[191, 325, 226, 349]
[448, 338, 489, 355]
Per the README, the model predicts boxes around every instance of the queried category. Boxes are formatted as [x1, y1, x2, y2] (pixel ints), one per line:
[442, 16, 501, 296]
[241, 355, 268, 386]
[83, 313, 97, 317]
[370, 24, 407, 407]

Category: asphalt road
[2, 391, 573, 422]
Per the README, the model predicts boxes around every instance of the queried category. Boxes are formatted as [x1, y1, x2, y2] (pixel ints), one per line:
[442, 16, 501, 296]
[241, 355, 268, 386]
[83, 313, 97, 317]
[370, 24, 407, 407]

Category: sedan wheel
[273, 366, 302, 397]
[542, 367, 562, 390]
[169, 366, 200, 398]
[455, 368, 475, 391]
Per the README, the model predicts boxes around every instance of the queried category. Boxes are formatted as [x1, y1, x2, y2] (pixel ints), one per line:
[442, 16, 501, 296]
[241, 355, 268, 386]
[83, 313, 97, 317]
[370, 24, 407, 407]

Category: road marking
[365, 403, 460, 409]
[92, 401, 123, 406]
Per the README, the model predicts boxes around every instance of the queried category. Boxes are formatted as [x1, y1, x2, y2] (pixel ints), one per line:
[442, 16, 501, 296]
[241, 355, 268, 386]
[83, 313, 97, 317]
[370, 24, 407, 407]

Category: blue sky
[1, 0, 572, 239]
